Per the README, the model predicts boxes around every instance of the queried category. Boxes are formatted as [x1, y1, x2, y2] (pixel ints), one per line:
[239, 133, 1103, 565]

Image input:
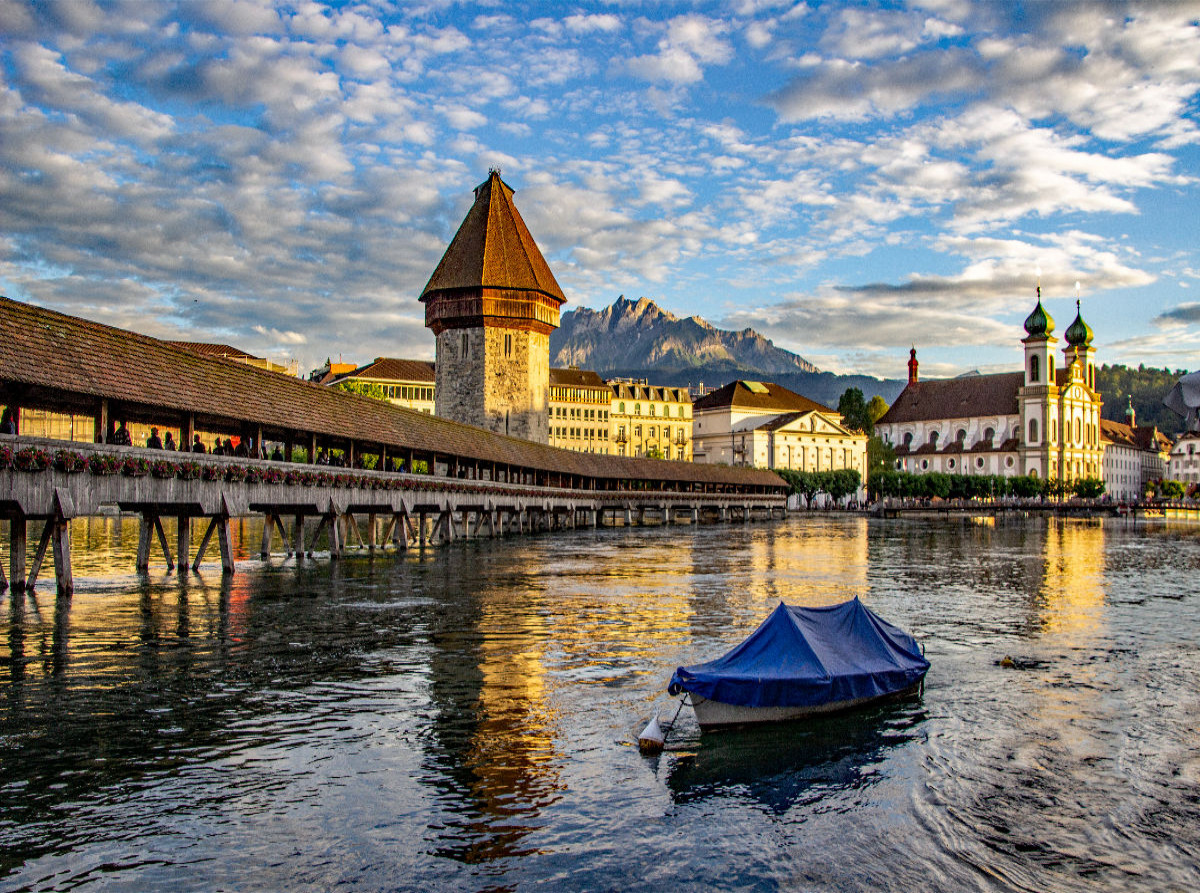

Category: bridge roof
[0, 296, 783, 490]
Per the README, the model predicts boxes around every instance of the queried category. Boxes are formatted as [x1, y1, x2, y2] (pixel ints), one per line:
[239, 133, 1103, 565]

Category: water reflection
[665, 699, 928, 814]
[1, 516, 1199, 892]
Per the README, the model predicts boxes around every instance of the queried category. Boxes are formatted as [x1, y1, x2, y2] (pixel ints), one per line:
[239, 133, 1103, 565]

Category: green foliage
[1071, 477, 1106, 499]
[334, 379, 389, 401]
[777, 468, 862, 507]
[1160, 479, 1186, 500]
[867, 471, 1052, 502]
[866, 395, 889, 424]
[837, 387, 873, 434]
[1096, 363, 1190, 432]
[866, 436, 895, 476]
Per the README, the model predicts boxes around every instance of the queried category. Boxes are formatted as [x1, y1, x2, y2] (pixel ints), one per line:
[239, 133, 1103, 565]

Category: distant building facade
[1168, 433, 1200, 486]
[330, 358, 436, 415]
[549, 367, 612, 453]
[1099, 401, 1171, 501]
[691, 380, 865, 481]
[877, 294, 1105, 484]
[609, 380, 693, 460]
[420, 171, 565, 443]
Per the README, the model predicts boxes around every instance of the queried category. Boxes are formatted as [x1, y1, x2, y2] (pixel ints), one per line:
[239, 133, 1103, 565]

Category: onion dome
[1064, 300, 1094, 346]
[1023, 289, 1055, 337]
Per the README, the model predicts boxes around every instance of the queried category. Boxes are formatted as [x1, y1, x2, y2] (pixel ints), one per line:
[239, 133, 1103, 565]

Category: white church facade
[877, 293, 1106, 484]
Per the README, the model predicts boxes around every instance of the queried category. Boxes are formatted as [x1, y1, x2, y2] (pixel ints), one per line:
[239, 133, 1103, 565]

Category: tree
[825, 468, 862, 505]
[866, 436, 895, 477]
[866, 395, 889, 425]
[1160, 479, 1186, 500]
[334, 379, 389, 401]
[1072, 477, 1106, 499]
[837, 387, 873, 434]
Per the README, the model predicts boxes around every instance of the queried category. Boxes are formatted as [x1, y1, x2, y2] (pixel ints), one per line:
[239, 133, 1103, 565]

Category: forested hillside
[1096, 364, 1190, 432]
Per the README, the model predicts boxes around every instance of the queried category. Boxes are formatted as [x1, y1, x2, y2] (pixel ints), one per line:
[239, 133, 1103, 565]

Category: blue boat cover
[668, 598, 929, 709]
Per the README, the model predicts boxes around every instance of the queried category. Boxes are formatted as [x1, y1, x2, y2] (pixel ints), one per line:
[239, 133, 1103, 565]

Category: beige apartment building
[548, 368, 612, 453]
[609, 380, 693, 461]
[330, 358, 436, 414]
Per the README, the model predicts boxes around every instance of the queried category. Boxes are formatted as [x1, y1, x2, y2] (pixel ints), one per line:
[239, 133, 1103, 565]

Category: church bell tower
[420, 171, 565, 443]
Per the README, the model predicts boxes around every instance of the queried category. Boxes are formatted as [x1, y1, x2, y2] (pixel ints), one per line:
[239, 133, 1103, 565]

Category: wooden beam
[25, 520, 53, 590]
[193, 517, 218, 572]
[177, 516, 191, 574]
[153, 515, 175, 571]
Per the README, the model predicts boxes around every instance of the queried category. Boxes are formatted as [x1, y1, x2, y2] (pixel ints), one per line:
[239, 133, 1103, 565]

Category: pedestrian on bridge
[147, 427, 163, 449]
[192, 434, 206, 454]
[111, 421, 132, 446]
[164, 432, 176, 451]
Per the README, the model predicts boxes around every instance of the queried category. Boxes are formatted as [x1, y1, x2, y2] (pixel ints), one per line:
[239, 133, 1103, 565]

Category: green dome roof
[1065, 300, 1094, 346]
[1024, 292, 1055, 337]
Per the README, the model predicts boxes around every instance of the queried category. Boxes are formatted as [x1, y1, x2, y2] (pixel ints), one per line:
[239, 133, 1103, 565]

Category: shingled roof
[693, 380, 831, 415]
[0, 296, 782, 491]
[877, 372, 1023, 425]
[166, 341, 258, 361]
[550, 367, 607, 388]
[338, 358, 435, 383]
[421, 171, 565, 302]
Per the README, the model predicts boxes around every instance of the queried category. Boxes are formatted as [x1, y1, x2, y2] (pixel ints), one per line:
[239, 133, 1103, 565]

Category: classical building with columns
[877, 293, 1105, 484]
[691, 380, 866, 480]
[420, 170, 565, 443]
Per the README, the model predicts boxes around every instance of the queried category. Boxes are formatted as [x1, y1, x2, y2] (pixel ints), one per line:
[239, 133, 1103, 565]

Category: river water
[1, 514, 1198, 892]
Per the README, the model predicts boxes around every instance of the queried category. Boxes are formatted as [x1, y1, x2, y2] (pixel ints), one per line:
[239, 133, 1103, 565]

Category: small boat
[668, 598, 929, 730]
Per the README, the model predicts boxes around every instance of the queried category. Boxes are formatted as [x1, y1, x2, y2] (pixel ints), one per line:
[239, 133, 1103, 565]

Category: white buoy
[638, 713, 665, 754]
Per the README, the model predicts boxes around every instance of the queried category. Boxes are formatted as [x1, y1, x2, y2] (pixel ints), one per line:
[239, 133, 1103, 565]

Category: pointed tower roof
[1065, 300, 1094, 346]
[421, 170, 565, 302]
[1023, 287, 1055, 338]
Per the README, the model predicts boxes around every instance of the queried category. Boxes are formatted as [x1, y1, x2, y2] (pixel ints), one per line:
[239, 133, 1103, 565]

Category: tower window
[1029, 419, 1039, 444]
[504, 333, 512, 357]
[1030, 355, 1040, 383]
[461, 332, 469, 358]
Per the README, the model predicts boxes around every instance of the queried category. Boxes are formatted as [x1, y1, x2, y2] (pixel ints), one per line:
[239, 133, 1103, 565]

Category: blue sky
[1, 0, 1198, 383]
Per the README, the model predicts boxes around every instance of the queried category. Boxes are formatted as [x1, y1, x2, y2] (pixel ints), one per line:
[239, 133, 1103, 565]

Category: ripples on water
[2, 515, 1199, 892]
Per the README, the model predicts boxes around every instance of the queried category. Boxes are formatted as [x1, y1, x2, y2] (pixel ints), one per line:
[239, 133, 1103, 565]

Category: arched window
[1049, 356, 1055, 378]
[929, 430, 939, 445]
[984, 427, 995, 443]
[956, 429, 967, 442]
[1029, 419, 1039, 443]
[903, 432, 913, 448]
[1030, 355, 1040, 383]
[649, 405, 655, 417]
[634, 403, 641, 415]
[1075, 418, 1081, 442]
[619, 402, 625, 414]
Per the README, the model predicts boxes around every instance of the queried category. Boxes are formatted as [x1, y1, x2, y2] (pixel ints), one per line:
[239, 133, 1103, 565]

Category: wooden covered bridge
[0, 296, 788, 594]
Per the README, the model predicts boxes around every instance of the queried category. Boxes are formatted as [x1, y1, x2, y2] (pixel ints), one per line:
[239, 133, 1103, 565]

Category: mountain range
[550, 296, 905, 408]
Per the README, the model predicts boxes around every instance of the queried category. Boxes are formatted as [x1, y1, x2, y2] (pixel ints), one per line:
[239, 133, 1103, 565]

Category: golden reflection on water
[1038, 520, 1106, 643]
[468, 589, 565, 819]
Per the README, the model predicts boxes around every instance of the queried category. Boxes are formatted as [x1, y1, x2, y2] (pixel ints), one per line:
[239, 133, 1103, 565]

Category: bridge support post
[52, 515, 73, 595]
[9, 517, 27, 591]
[178, 516, 191, 574]
[293, 515, 306, 559]
[217, 515, 234, 574]
[25, 520, 53, 590]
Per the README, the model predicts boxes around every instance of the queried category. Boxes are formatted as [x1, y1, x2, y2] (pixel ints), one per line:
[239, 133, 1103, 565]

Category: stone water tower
[420, 171, 565, 443]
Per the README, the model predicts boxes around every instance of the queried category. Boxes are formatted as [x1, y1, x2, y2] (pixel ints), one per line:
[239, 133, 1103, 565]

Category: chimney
[908, 347, 919, 385]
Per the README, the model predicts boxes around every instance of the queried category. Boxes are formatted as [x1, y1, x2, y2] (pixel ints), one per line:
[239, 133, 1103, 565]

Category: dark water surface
[2, 515, 1199, 892]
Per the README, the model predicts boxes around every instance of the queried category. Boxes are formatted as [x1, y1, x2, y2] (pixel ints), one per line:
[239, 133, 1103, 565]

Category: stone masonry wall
[434, 325, 550, 443]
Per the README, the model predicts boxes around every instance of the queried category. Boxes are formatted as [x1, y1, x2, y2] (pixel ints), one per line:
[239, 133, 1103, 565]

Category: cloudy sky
[2, 0, 1199, 382]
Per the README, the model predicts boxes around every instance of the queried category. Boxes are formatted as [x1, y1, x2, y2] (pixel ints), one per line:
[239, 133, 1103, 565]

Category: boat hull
[689, 681, 923, 731]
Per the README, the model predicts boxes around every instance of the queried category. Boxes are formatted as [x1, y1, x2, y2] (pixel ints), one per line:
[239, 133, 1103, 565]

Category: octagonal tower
[420, 171, 565, 442]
